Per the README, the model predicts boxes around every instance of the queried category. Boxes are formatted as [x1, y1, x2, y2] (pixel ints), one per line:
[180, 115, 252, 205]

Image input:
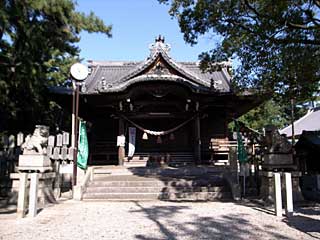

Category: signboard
[117, 135, 125, 147]
[239, 162, 250, 177]
[59, 163, 73, 174]
[63, 132, 70, 146]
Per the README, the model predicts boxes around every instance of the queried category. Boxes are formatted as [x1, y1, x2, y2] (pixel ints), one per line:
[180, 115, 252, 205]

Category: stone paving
[0, 200, 319, 240]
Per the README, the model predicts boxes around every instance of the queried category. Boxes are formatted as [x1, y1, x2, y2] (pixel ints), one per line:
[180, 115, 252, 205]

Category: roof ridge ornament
[149, 35, 171, 55]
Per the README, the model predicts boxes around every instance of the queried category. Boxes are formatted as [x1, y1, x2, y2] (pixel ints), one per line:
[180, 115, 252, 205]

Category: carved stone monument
[18, 125, 52, 172]
[263, 125, 295, 170]
[260, 125, 303, 202]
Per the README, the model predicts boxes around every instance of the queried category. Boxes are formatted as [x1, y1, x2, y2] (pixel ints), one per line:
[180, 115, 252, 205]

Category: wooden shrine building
[52, 36, 260, 166]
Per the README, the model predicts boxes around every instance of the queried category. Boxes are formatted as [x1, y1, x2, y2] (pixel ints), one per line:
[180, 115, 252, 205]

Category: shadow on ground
[0, 195, 17, 215]
[283, 211, 320, 239]
[236, 200, 320, 239]
[130, 201, 292, 240]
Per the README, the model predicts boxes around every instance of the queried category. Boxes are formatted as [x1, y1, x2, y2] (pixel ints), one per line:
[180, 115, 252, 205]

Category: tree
[0, 0, 112, 131]
[236, 99, 288, 132]
[159, 0, 320, 104]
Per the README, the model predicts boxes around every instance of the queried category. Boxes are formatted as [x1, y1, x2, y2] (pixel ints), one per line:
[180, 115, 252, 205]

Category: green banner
[235, 121, 248, 163]
[77, 120, 89, 170]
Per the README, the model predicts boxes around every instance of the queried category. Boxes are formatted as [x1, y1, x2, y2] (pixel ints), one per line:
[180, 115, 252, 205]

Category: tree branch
[287, 22, 319, 30]
[313, 0, 320, 8]
[274, 38, 320, 45]
[243, 0, 265, 19]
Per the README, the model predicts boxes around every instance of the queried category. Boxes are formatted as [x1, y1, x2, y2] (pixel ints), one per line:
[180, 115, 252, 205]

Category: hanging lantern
[157, 136, 162, 144]
[169, 133, 175, 140]
[142, 132, 148, 140]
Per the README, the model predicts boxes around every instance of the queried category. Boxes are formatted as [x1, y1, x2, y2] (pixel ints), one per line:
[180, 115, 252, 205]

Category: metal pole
[71, 82, 76, 148]
[73, 83, 80, 186]
[72, 82, 76, 186]
[243, 166, 246, 197]
[291, 98, 295, 145]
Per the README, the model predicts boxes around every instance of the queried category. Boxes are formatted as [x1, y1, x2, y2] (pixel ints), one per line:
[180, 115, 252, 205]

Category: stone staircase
[82, 167, 232, 201]
[124, 152, 194, 168]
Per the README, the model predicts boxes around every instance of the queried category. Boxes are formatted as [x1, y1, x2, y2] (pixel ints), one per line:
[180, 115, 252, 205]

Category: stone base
[18, 154, 52, 172]
[10, 172, 57, 206]
[259, 171, 304, 203]
[263, 153, 296, 170]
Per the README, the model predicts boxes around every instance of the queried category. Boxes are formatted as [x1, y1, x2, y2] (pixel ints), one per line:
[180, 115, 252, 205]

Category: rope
[119, 114, 198, 136]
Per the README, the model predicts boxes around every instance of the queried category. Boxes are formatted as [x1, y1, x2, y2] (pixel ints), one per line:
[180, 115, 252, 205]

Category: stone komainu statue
[21, 125, 49, 154]
[264, 125, 292, 154]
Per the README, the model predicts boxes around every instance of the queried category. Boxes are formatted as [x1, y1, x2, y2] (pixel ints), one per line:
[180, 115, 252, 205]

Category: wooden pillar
[194, 115, 201, 164]
[118, 118, 125, 165]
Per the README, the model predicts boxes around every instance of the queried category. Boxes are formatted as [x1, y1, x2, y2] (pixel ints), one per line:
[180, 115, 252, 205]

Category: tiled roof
[82, 40, 232, 94]
[280, 107, 320, 137]
[84, 61, 231, 94]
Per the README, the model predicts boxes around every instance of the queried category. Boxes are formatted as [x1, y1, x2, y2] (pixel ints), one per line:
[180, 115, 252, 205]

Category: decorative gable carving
[148, 61, 171, 75]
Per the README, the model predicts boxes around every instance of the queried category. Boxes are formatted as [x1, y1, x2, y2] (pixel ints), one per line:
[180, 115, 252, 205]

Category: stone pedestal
[223, 147, 241, 200]
[18, 154, 52, 172]
[263, 153, 296, 170]
[259, 171, 304, 203]
[10, 172, 57, 207]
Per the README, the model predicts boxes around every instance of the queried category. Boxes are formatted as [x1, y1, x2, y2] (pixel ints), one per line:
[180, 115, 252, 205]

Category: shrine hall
[52, 36, 260, 167]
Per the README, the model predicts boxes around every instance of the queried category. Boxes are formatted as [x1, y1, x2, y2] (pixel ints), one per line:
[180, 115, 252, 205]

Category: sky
[76, 0, 215, 62]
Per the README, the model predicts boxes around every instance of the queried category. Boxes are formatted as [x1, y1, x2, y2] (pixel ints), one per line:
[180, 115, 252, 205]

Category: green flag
[235, 121, 248, 163]
[77, 120, 89, 170]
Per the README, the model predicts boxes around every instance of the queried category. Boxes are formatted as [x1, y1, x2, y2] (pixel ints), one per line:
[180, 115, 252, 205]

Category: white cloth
[128, 127, 136, 157]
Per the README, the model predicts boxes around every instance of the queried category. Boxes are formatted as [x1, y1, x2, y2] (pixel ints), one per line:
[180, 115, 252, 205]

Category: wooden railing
[208, 139, 238, 166]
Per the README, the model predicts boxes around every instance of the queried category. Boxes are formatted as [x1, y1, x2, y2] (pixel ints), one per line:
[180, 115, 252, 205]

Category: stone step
[83, 168, 232, 201]
[89, 180, 166, 187]
[124, 162, 147, 167]
[83, 192, 160, 200]
[90, 176, 226, 186]
[124, 153, 194, 161]
[170, 158, 194, 161]
[89, 180, 225, 188]
[92, 167, 227, 178]
[83, 191, 231, 201]
[93, 167, 134, 176]
[85, 186, 228, 193]
[169, 162, 194, 167]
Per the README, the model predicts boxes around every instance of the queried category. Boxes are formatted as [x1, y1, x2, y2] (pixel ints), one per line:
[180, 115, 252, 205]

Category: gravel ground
[0, 200, 319, 240]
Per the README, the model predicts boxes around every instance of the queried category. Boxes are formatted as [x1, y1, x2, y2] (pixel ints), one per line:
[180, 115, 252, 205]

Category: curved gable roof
[82, 38, 232, 94]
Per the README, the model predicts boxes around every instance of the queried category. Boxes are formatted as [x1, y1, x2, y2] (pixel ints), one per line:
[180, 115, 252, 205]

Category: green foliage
[229, 99, 309, 132]
[0, 0, 112, 131]
[160, 0, 320, 103]
[236, 100, 288, 131]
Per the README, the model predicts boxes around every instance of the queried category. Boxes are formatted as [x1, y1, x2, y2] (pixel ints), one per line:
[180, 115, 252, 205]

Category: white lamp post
[70, 63, 89, 186]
